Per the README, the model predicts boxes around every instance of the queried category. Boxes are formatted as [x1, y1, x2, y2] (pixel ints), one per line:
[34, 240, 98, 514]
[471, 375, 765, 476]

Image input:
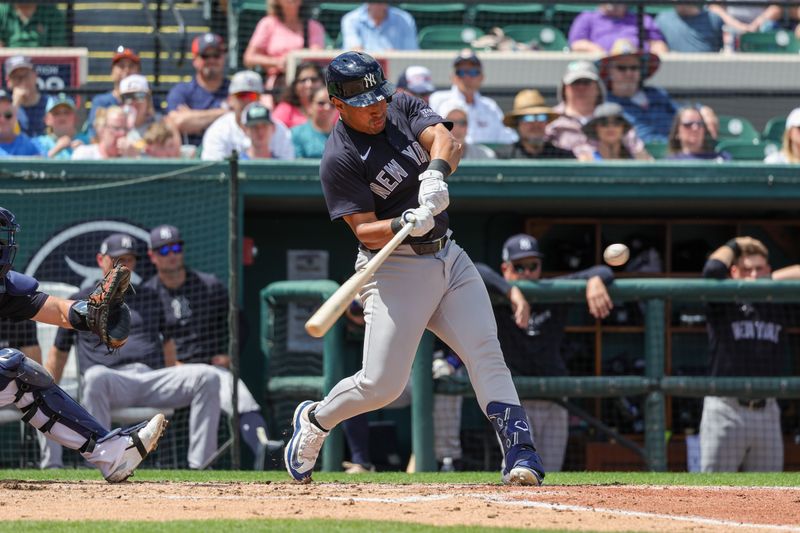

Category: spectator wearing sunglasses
[666, 106, 730, 162]
[581, 102, 634, 160]
[291, 86, 336, 158]
[429, 50, 517, 145]
[437, 233, 614, 474]
[598, 39, 690, 143]
[0, 89, 40, 157]
[496, 90, 573, 160]
[201, 70, 294, 161]
[33, 93, 90, 160]
[547, 60, 650, 162]
[273, 62, 326, 128]
[86, 46, 141, 139]
[143, 224, 283, 470]
[166, 33, 230, 147]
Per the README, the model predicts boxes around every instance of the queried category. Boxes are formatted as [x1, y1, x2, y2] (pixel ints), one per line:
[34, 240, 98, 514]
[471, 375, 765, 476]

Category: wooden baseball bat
[305, 221, 415, 338]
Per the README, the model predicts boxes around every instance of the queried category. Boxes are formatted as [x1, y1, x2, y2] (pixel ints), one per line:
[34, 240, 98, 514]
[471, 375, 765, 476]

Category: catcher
[0, 206, 167, 482]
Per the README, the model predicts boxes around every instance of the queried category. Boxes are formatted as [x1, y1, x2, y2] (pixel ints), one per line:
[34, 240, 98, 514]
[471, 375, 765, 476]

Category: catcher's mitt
[87, 264, 132, 351]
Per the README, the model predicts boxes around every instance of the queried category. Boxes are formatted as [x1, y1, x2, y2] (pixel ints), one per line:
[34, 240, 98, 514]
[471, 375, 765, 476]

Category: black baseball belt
[360, 235, 448, 255]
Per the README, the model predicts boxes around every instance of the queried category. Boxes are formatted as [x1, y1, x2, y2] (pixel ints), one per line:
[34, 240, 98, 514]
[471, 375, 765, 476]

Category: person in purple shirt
[166, 33, 230, 147]
[569, 3, 668, 54]
[284, 51, 545, 486]
[0, 90, 41, 156]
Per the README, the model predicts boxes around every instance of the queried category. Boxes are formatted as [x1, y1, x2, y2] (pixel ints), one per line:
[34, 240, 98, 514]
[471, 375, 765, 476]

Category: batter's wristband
[390, 216, 404, 234]
[725, 238, 741, 257]
[427, 159, 452, 178]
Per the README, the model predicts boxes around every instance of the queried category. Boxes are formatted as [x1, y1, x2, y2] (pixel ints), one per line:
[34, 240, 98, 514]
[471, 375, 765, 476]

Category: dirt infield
[3, 480, 800, 532]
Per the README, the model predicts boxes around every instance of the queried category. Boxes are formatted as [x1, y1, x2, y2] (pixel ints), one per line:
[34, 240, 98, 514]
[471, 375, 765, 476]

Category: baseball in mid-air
[603, 243, 630, 267]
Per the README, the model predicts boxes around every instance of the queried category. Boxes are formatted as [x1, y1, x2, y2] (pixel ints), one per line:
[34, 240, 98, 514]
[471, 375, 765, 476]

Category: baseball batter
[284, 51, 545, 485]
[0, 207, 166, 482]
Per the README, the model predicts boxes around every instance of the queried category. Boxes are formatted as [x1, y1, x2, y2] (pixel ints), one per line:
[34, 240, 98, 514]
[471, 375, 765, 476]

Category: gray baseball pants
[81, 362, 221, 469]
[315, 238, 520, 430]
[699, 396, 783, 472]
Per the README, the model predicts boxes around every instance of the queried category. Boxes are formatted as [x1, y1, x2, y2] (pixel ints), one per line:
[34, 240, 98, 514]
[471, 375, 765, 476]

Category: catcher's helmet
[0, 207, 19, 280]
[326, 51, 395, 107]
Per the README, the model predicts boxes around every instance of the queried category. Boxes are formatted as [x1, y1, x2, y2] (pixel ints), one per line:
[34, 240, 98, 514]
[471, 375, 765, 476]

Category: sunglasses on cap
[512, 260, 541, 273]
[157, 243, 183, 256]
[235, 91, 259, 102]
[519, 114, 550, 123]
[122, 92, 148, 103]
[455, 68, 481, 78]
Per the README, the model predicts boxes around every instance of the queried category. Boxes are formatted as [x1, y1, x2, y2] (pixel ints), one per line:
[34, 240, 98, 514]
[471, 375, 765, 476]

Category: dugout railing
[261, 279, 800, 472]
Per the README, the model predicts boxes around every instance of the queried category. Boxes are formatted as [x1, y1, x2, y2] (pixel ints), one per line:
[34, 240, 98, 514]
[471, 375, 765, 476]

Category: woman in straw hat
[496, 90, 573, 159]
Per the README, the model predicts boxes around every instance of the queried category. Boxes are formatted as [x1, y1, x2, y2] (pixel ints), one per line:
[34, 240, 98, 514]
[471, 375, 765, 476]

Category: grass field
[2, 470, 799, 532]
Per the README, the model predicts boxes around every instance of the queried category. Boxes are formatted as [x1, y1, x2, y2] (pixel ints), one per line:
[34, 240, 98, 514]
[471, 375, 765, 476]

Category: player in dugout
[0, 206, 167, 482]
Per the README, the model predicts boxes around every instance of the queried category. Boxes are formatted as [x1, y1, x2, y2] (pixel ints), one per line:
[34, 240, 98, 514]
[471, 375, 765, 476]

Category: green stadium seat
[312, 2, 360, 44]
[400, 3, 467, 31]
[715, 140, 772, 160]
[501, 24, 568, 52]
[739, 30, 800, 53]
[469, 3, 546, 32]
[716, 115, 761, 144]
[418, 24, 484, 50]
[644, 141, 668, 159]
[762, 116, 786, 144]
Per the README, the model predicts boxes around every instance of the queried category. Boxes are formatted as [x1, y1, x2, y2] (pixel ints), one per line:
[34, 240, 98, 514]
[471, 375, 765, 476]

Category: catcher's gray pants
[315, 237, 520, 430]
[699, 396, 783, 472]
[41, 363, 219, 469]
[434, 395, 568, 472]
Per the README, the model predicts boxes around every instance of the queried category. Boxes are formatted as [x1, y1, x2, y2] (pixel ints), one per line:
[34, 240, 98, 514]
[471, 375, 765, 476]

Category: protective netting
[0, 164, 240, 470]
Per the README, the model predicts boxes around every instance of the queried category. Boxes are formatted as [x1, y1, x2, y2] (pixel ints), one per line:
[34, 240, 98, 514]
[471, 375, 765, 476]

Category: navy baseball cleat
[502, 445, 545, 486]
[285, 400, 328, 483]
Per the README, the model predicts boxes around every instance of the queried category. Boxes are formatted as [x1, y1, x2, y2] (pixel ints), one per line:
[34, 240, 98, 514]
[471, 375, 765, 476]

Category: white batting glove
[418, 170, 449, 216]
[402, 206, 435, 237]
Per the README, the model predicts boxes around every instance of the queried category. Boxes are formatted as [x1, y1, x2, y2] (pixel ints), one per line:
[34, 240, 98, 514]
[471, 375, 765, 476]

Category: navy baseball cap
[453, 49, 481, 67]
[150, 224, 182, 249]
[100, 233, 137, 257]
[242, 102, 272, 126]
[192, 32, 226, 56]
[502, 234, 543, 262]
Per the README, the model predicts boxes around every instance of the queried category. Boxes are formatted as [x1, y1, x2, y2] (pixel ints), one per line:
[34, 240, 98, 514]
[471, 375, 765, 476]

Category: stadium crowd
[0, 2, 798, 163]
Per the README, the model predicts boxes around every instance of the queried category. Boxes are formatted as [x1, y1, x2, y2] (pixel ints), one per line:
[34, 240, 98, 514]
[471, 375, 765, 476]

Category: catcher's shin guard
[486, 401, 545, 485]
[0, 348, 109, 452]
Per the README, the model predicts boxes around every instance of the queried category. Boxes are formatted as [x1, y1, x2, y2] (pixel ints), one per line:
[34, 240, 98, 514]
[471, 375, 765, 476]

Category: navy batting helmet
[0, 207, 19, 280]
[326, 51, 395, 107]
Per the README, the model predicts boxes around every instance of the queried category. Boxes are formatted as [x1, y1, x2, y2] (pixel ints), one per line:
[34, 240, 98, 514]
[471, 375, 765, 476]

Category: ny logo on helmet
[363, 73, 377, 88]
